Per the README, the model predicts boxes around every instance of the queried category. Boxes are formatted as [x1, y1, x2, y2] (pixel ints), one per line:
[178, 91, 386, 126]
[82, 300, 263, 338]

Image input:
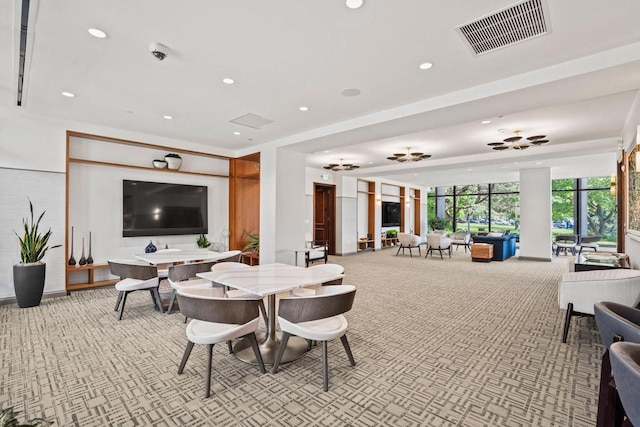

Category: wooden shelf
[381, 237, 399, 248]
[66, 263, 117, 291]
[358, 239, 374, 251]
[68, 157, 228, 178]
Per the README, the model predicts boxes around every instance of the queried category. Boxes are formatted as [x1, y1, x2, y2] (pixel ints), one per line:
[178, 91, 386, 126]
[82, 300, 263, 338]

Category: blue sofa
[472, 235, 517, 261]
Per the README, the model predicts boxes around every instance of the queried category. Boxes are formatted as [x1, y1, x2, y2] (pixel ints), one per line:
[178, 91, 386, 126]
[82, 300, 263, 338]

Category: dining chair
[216, 250, 242, 263]
[108, 259, 161, 320]
[211, 262, 268, 324]
[272, 285, 356, 391]
[176, 289, 266, 398]
[594, 301, 640, 427]
[609, 341, 640, 426]
[305, 240, 329, 267]
[166, 261, 221, 314]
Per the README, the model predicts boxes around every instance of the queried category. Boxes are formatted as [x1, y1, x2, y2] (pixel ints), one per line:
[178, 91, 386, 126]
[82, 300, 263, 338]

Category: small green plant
[196, 234, 212, 249]
[165, 153, 182, 158]
[0, 406, 52, 426]
[242, 230, 259, 253]
[386, 230, 398, 238]
[428, 217, 450, 231]
[15, 200, 61, 264]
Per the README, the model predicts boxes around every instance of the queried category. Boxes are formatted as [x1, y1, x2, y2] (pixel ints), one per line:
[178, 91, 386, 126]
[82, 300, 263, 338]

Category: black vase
[68, 226, 76, 266]
[86, 232, 94, 265]
[79, 237, 87, 266]
[13, 263, 46, 308]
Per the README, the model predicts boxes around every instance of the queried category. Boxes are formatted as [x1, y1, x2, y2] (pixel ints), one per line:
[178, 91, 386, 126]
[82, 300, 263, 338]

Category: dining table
[134, 249, 232, 265]
[195, 263, 343, 365]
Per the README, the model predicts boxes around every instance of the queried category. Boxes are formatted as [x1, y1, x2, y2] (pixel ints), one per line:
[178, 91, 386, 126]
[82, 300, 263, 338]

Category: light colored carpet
[0, 249, 602, 426]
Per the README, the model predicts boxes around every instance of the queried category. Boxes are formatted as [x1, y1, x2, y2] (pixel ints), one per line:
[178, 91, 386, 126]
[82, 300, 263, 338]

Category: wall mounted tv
[382, 201, 401, 227]
[123, 180, 208, 237]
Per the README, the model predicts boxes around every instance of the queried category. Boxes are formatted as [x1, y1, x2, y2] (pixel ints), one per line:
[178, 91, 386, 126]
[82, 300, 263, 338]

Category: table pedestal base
[234, 331, 308, 365]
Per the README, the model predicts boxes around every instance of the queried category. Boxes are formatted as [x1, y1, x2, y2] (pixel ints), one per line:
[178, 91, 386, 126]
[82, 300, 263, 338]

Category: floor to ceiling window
[427, 176, 615, 245]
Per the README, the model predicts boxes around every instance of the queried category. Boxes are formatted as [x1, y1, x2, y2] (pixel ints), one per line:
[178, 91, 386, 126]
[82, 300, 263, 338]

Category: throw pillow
[487, 232, 504, 237]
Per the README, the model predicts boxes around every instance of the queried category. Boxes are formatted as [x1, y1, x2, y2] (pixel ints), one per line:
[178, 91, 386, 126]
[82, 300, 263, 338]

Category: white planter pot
[165, 156, 182, 170]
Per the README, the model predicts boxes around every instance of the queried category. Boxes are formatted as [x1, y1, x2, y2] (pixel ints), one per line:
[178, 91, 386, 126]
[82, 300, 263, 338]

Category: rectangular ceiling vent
[457, 0, 548, 56]
[229, 113, 274, 129]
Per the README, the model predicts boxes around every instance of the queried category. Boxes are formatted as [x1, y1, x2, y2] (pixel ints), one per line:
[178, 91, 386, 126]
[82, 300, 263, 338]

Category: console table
[574, 252, 630, 272]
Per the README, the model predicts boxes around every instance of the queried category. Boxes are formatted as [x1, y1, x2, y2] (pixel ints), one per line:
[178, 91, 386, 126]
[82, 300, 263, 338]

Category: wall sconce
[610, 173, 616, 195]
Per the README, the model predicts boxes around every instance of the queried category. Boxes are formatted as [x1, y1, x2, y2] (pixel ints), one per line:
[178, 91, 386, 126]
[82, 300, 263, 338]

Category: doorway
[314, 183, 336, 255]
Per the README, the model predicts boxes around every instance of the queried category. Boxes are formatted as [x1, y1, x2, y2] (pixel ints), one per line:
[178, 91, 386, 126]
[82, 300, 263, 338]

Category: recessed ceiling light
[163, 115, 173, 120]
[536, 162, 542, 165]
[467, 169, 473, 171]
[61, 91, 76, 97]
[222, 78, 235, 85]
[514, 162, 519, 164]
[323, 150, 330, 153]
[299, 106, 309, 111]
[368, 162, 373, 165]
[233, 132, 241, 135]
[88, 28, 107, 38]
[341, 88, 361, 97]
[419, 62, 433, 70]
[481, 120, 491, 125]
[346, 0, 364, 9]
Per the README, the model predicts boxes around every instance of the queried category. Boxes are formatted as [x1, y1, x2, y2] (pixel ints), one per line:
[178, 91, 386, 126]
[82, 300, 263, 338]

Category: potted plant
[242, 230, 259, 253]
[0, 406, 52, 426]
[196, 234, 212, 249]
[386, 229, 398, 238]
[428, 217, 450, 232]
[164, 153, 182, 170]
[13, 200, 61, 308]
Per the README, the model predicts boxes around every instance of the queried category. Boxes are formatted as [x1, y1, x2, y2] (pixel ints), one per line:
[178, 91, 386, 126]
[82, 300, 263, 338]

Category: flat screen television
[123, 180, 208, 237]
[382, 201, 401, 227]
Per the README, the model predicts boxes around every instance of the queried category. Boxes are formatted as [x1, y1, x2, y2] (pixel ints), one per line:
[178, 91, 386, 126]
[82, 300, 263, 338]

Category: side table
[471, 243, 493, 262]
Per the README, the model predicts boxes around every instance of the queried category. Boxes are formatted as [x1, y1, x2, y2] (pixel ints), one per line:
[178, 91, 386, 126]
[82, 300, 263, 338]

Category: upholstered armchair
[425, 233, 452, 259]
[396, 233, 423, 257]
[450, 231, 471, 252]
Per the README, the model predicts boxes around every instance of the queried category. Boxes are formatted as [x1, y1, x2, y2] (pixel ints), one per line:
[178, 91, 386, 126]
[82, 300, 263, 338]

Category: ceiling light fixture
[222, 78, 235, 85]
[341, 88, 361, 97]
[61, 92, 76, 97]
[233, 131, 241, 135]
[419, 62, 433, 70]
[299, 106, 309, 111]
[88, 28, 107, 38]
[346, 0, 364, 9]
[387, 147, 432, 163]
[487, 130, 550, 151]
[324, 158, 359, 171]
[163, 115, 173, 120]
[481, 120, 491, 124]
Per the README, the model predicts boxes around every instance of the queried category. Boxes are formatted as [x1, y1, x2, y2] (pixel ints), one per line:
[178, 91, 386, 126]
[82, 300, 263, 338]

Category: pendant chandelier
[387, 147, 432, 162]
[323, 158, 359, 171]
[487, 130, 549, 151]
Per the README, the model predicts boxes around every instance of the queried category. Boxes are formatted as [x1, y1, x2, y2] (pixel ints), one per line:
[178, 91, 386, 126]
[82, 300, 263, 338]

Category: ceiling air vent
[229, 113, 274, 129]
[457, 0, 548, 55]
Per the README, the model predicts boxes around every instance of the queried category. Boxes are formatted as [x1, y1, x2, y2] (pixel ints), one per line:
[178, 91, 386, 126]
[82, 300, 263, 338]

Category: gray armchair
[450, 231, 471, 253]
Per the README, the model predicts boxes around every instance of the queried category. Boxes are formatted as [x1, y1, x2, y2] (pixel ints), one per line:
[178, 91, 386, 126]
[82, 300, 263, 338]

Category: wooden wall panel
[229, 153, 260, 251]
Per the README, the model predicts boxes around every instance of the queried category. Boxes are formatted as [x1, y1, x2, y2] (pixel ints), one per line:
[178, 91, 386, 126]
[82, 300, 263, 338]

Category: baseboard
[0, 290, 68, 306]
[518, 256, 552, 262]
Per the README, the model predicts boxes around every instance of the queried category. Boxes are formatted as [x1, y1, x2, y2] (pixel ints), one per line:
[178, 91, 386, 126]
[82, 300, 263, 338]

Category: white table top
[196, 263, 343, 297]
[135, 250, 231, 265]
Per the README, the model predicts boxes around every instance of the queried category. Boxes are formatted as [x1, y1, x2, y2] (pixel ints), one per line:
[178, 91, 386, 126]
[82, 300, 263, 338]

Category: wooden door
[314, 183, 336, 255]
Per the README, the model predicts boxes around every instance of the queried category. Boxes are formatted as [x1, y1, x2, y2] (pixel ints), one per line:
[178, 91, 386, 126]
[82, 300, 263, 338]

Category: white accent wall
[275, 149, 306, 265]
[519, 168, 552, 261]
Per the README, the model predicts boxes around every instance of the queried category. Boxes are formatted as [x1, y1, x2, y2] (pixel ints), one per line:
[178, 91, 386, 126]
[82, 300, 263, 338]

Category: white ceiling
[3, 0, 640, 186]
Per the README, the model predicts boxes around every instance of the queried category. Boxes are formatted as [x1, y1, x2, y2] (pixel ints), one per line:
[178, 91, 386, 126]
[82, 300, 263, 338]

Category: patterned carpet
[0, 249, 602, 426]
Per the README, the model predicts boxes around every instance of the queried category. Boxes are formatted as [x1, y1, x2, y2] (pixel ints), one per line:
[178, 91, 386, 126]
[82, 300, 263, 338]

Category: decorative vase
[68, 226, 76, 266]
[86, 232, 93, 264]
[165, 155, 182, 170]
[79, 238, 87, 266]
[13, 263, 46, 308]
[152, 159, 168, 168]
[145, 240, 157, 253]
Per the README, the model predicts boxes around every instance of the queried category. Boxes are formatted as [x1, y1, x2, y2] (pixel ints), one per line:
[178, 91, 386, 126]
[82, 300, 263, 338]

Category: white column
[274, 148, 306, 265]
[519, 168, 552, 261]
[259, 147, 277, 264]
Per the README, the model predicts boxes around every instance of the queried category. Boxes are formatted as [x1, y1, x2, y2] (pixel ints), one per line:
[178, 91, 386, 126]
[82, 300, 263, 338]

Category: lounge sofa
[472, 234, 517, 261]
